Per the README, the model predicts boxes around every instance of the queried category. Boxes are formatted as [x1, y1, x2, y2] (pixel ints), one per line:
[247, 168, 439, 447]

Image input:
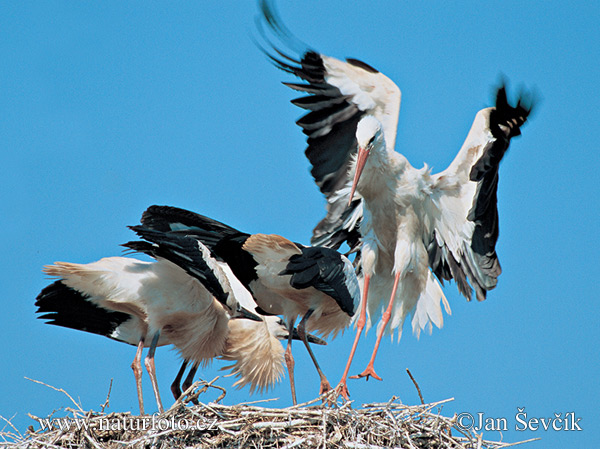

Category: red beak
[348, 146, 370, 206]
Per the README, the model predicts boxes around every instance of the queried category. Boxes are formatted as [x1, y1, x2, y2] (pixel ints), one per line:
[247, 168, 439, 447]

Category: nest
[1, 378, 536, 449]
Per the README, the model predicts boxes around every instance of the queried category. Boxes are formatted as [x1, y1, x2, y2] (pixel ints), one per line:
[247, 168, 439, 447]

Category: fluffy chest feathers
[360, 156, 434, 275]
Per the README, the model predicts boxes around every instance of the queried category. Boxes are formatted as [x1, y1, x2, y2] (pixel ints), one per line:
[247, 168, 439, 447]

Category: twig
[237, 397, 280, 406]
[24, 377, 83, 412]
[281, 437, 308, 449]
[83, 432, 104, 449]
[25, 435, 66, 449]
[289, 389, 346, 410]
[115, 428, 175, 445]
[252, 419, 310, 429]
[406, 369, 424, 405]
[189, 376, 227, 405]
[100, 378, 113, 413]
[495, 437, 541, 447]
[0, 414, 21, 439]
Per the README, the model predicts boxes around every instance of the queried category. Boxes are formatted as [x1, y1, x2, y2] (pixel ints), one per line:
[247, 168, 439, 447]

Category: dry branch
[1, 380, 538, 449]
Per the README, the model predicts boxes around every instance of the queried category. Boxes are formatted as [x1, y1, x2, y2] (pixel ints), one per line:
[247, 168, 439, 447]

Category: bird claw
[320, 379, 332, 396]
[349, 365, 383, 381]
[319, 381, 336, 406]
[335, 382, 351, 401]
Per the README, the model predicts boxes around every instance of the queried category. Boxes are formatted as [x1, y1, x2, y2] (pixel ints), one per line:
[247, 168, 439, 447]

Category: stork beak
[290, 328, 327, 345]
[233, 306, 263, 322]
[348, 146, 370, 206]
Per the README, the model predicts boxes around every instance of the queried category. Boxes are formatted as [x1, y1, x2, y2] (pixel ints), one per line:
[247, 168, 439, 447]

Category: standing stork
[132, 205, 360, 404]
[37, 231, 259, 414]
[125, 227, 326, 401]
[171, 280, 326, 401]
[258, 0, 535, 398]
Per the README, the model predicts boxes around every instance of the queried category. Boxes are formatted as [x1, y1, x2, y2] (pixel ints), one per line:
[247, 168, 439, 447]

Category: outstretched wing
[257, 0, 401, 253]
[427, 83, 535, 301]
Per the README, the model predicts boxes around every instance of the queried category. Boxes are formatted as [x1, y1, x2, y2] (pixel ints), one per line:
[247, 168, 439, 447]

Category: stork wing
[279, 246, 358, 316]
[36, 280, 134, 343]
[427, 84, 534, 301]
[258, 0, 401, 252]
[139, 205, 245, 250]
[124, 225, 237, 312]
[241, 233, 302, 267]
[138, 205, 262, 289]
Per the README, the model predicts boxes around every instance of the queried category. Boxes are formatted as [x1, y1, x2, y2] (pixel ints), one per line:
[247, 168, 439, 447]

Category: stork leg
[170, 359, 189, 401]
[298, 309, 331, 397]
[284, 320, 298, 405]
[131, 337, 145, 415]
[181, 362, 200, 405]
[336, 274, 371, 400]
[352, 271, 401, 381]
[144, 332, 164, 413]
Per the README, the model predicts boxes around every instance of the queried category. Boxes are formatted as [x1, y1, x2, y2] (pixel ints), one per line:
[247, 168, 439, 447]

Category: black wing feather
[35, 281, 134, 343]
[125, 225, 231, 308]
[429, 83, 535, 301]
[280, 246, 355, 316]
[257, 1, 364, 253]
[139, 206, 259, 290]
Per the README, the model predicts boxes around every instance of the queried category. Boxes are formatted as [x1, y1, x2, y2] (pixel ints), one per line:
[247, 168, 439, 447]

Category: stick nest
[1, 378, 534, 449]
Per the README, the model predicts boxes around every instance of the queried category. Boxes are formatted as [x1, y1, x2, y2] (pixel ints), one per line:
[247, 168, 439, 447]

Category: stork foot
[335, 381, 351, 401]
[350, 364, 382, 381]
[319, 379, 332, 396]
[319, 379, 335, 405]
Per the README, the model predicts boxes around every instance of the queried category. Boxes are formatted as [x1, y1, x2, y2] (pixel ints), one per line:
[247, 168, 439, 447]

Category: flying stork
[258, 0, 535, 399]
[133, 205, 361, 404]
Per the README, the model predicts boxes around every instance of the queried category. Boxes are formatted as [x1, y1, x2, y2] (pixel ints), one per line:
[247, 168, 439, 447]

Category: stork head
[349, 116, 384, 205]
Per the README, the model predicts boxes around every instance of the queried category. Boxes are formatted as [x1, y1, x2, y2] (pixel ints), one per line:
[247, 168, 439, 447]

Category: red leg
[131, 338, 145, 415]
[144, 332, 164, 413]
[352, 271, 401, 381]
[284, 321, 298, 405]
[336, 274, 370, 400]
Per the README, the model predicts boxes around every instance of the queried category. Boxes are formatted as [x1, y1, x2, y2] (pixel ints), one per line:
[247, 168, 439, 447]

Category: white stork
[37, 231, 260, 414]
[172, 271, 326, 400]
[134, 205, 361, 404]
[258, 0, 535, 399]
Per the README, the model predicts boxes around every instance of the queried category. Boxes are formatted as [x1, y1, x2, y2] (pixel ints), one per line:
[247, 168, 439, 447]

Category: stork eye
[367, 135, 376, 146]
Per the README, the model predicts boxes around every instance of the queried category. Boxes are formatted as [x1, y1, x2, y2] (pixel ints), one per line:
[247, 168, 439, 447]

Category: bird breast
[160, 299, 230, 365]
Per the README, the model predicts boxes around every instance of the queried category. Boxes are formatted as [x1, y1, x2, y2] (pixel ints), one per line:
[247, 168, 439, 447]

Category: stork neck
[357, 149, 405, 201]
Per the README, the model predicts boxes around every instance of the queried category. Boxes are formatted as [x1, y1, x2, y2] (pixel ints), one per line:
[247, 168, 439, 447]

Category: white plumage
[180, 262, 327, 397]
[259, 0, 534, 398]
[40, 253, 235, 414]
[133, 205, 359, 404]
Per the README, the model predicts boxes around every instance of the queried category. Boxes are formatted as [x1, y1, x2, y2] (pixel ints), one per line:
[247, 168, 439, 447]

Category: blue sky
[1, 1, 598, 447]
